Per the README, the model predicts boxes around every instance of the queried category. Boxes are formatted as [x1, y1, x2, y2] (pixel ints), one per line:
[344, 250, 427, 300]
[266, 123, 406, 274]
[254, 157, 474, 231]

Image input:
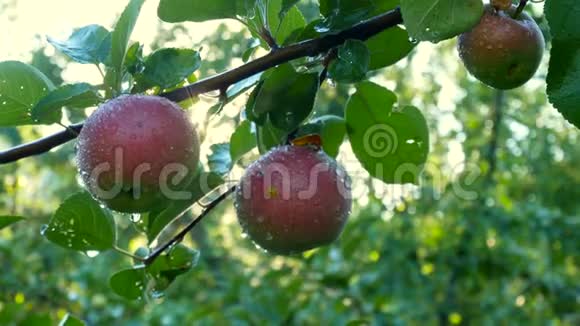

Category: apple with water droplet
[457, 4, 544, 90]
[235, 144, 352, 255]
[76, 95, 200, 213]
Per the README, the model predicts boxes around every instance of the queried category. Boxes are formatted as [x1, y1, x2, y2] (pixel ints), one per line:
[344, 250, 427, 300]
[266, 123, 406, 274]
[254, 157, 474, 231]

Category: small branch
[143, 185, 236, 265]
[113, 245, 145, 262]
[57, 122, 79, 136]
[260, 27, 279, 50]
[320, 48, 338, 85]
[0, 7, 403, 165]
[513, 0, 528, 19]
[486, 90, 504, 182]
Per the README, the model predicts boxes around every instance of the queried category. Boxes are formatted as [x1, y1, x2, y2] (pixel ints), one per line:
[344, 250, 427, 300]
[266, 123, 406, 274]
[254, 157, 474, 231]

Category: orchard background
[0, 0, 579, 325]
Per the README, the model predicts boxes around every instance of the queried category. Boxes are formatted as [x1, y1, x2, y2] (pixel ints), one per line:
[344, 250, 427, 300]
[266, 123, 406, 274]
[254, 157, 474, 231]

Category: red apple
[76, 95, 200, 213]
[458, 4, 545, 90]
[235, 145, 352, 255]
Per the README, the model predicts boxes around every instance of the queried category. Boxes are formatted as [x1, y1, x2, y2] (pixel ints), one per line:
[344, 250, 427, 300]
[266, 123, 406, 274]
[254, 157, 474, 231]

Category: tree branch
[0, 7, 403, 165]
[144, 185, 236, 265]
[0, 123, 83, 164]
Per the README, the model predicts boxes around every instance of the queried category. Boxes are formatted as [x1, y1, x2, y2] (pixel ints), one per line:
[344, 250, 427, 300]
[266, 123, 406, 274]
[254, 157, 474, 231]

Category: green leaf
[106, 0, 146, 93]
[226, 72, 262, 100]
[328, 39, 370, 83]
[47, 25, 111, 64]
[268, 0, 307, 45]
[124, 42, 145, 75]
[318, 0, 377, 31]
[242, 40, 261, 62]
[158, 0, 247, 22]
[306, 115, 347, 158]
[0, 61, 55, 126]
[372, 0, 400, 15]
[0, 216, 25, 230]
[147, 244, 200, 278]
[252, 64, 318, 131]
[545, 0, 580, 128]
[546, 40, 580, 128]
[230, 120, 257, 163]
[400, 0, 484, 43]
[256, 117, 287, 154]
[109, 267, 146, 300]
[31, 83, 101, 124]
[135, 48, 201, 90]
[319, 0, 373, 17]
[208, 143, 232, 176]
[346, 82, 429, 184]
[58, 314, 85, 326]
[245, 81, 267, 124]
[146, 172, 224, 241]
[545, 0, 580, 42]
[281, 0, 300, 17]
[43, 192, 116, 252]
[144, 244, 200, 295]
[366, 27, 415, 70]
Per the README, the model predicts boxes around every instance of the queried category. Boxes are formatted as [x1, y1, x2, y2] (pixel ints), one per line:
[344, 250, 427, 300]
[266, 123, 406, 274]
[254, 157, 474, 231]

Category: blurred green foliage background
[1, 1, 579, 325]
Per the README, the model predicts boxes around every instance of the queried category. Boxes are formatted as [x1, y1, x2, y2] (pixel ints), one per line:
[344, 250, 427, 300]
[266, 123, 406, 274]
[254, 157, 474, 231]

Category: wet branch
[0, 7, 403, 165]
[143, 185, 236, 265]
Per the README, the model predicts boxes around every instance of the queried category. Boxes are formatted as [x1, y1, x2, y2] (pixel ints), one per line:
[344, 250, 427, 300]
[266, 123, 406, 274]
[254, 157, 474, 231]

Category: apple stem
[143, 185, 236, 266]
[513, 0, 528, 19]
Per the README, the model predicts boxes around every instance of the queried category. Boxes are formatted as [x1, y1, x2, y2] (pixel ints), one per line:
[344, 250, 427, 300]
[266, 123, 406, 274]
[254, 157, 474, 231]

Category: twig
[143, 185, 236, 265]
[486, 90, 504, 182]
[260, 27, 279, 50]
[0, 8, 403, 165]
[113, 245, 145, 261]
[513, 0, 528, 19]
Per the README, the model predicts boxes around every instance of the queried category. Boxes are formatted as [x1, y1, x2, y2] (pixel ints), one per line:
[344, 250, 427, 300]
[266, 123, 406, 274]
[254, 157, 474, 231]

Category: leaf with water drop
[328, 39, 370, 83]
[400, 0, 484, 43]
[366, 26, 416, 70]
[133, 48, 202, 91]
[145, 244, 200, 294]
[110, 267, 146, 300]
[251, 63, 319, 131]
[31, 83, 102, 124]
[0, 61, 55, 126]
[43, 192, 116, 252]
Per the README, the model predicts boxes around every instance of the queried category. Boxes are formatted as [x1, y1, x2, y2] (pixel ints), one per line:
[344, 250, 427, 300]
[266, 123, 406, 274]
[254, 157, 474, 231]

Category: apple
[235, 144, 352, 255]
[458, 4, 545, 90]
[76, 95, 200, 213]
